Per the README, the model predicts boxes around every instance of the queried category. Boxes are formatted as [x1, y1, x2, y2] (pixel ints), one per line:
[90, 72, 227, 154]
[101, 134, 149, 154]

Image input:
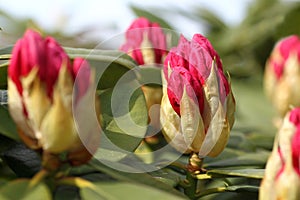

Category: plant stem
[29, 169, 49, 188]
[184, 152, 204, 200]
[57, 177, 95, 189]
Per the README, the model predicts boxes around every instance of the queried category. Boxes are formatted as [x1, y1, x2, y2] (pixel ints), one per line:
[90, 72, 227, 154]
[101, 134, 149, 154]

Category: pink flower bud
[264, 35, 300, 116]
[120, 17, 167, 65]
[260, 108, 300, 199]
[8, 30, 100, 165]
[161, 34, 235, 158]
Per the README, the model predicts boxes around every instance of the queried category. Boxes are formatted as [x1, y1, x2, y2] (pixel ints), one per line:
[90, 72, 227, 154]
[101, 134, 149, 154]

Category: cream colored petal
[160, 92, 190, 153]
[198, 100, 227, 157]
[141, 32, 155, 65]
[40, 65, 78, 153]
[274, 145, 300, 200]
[21, 67, 51, 140]
[180, 87, 205, 152]
[199, 63, 227, 157]
[259, 137, 282, 200]
[8, 78, 35, 138]
[263, 61, 277, 101]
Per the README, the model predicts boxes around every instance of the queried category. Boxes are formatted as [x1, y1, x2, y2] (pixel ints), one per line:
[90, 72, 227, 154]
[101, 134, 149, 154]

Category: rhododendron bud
[160, 34, 235, 158]
[8, 30, 100, 166]
[120, 17, 167, 66]
[264, 35, 300, 116]
[260, 108, 300, 200]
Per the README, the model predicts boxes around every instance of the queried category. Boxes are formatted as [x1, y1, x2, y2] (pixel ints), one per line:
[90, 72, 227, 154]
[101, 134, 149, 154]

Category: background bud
[161, 34, 235, 158]
[120, 17, 167, 65]
[260, 108, 300, 200]
[264, 35, 300, 117]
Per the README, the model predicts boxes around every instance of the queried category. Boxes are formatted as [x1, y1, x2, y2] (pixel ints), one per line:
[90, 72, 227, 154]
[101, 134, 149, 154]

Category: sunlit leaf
[0, 179, 51, 200]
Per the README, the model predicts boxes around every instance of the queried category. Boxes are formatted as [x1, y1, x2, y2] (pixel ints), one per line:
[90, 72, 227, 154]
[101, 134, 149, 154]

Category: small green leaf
[0, 179, 51, 200]
[81, 182, 186, 200]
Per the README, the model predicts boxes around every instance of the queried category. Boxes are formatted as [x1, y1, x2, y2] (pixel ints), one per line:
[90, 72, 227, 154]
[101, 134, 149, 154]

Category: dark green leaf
[204, 151, 269, 168]
[54, 185, 80, 200]
[1, 143, 41, 177]
[0, 105, 19, 141]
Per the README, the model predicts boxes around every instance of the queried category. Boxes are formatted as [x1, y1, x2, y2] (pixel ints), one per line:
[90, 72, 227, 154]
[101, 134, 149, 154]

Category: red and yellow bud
[260, 108, 300, 200]
[160, 34, 235, 158]
[8, 30, 100, 166]
[264, 35, 300, 117]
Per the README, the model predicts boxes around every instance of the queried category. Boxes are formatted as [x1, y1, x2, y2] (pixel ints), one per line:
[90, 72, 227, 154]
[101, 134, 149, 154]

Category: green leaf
[138, 65, 162, 87]
[196, 185, 259, 199]
[0, 179, 51, 200]
[89, 160, 186, 198]
[207, 169, 264, 179]
[99, 82, 148, 152]
[81, 182, 186, 200]
[0, 105, 19, 141]
[204, 151, 270, 168]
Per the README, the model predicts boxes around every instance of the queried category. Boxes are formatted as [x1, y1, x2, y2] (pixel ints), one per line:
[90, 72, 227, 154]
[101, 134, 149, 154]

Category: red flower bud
[8, 30, 100, 166]
[161, 34, 235, 157]
[120, 17, 167, 65]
